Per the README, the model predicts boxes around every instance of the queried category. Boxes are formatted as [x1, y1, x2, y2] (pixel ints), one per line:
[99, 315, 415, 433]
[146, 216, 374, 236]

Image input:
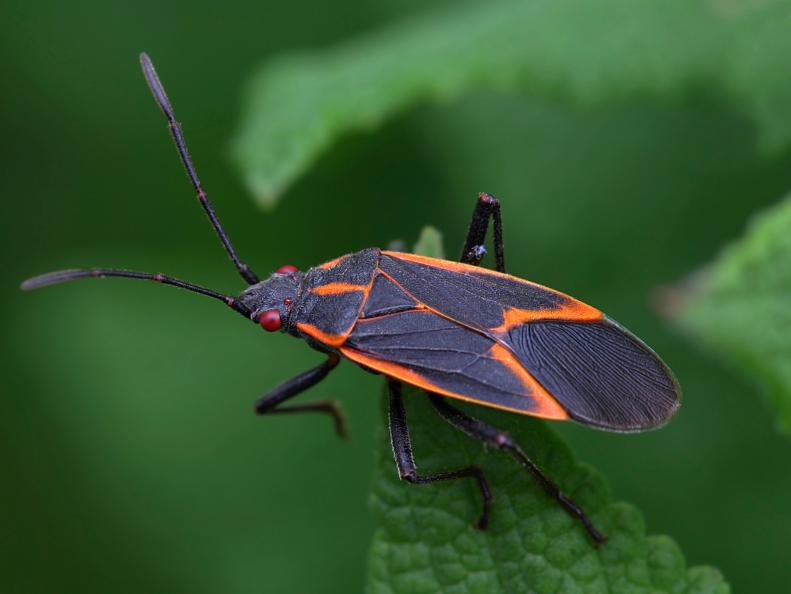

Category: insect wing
[378, 251, 680, 431]
[341, 309, 568, 420]
[505, 317, 680, 431]
[379, 252, 602, 331]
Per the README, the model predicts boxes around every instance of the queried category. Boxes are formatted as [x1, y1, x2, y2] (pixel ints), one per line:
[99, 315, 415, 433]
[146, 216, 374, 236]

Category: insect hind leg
[387, 380, 493, 529]
[428, 393, 606, 545]
[459, 193, 505, 272]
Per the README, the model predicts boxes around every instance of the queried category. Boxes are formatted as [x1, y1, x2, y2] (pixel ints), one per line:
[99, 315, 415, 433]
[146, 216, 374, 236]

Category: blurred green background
[3, 1, 791, 593]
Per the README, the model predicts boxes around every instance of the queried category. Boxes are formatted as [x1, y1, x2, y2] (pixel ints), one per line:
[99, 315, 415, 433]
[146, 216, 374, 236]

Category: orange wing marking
[381, 251, 602, 330]
[382, 251, 492, 275]
[383, 250, 541, 278]
[489, 303, 602, 334]
[487, 343, 567, 419]
[340, 346, 568, 420]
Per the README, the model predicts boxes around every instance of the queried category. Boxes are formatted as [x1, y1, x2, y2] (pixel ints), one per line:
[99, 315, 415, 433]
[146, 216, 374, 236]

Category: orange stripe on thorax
[311, 282, 368, 296]
[317, 255, 348, 270]
[300, 272, 376, 347]
[296, 323, 347, 348]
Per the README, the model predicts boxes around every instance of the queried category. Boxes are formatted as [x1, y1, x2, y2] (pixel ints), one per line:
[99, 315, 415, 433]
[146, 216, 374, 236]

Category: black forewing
[362, 273, 418, 318]
[375, 252, 679, 430]
[506, 317, 680, 431]
[379, 253, 569, 330]
[344, 309, 560, 416]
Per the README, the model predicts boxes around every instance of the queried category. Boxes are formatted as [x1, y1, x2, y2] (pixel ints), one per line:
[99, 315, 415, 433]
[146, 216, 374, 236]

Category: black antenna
[139, 52, 260, 286]
[21, 268, 252, 318]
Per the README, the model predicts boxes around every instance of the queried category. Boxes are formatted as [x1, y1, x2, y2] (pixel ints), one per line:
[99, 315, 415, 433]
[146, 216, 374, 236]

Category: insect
[22, 53, 681, 546]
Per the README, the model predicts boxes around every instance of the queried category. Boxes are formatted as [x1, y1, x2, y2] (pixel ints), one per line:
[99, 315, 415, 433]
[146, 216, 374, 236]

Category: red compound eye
[276, 264, 298, 274]
[258, 309, 282, 332]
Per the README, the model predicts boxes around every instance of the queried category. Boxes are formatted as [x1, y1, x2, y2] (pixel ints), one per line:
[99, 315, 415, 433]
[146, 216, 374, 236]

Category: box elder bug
[22, 53, 681, 546]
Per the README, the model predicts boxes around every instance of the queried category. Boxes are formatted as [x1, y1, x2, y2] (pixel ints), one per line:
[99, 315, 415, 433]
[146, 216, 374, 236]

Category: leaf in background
[366, 230, 728, 594]
[412, 225, 445, 260]
[671, 194, 791, 435]
[233, 0, 791, 208]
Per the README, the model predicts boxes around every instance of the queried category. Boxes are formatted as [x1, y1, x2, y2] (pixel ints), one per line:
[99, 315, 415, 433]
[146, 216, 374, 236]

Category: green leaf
[412, 226, 446, 260]
[672, 193, 791, 434]
[367, 390, 729, 594]
[233, 0, 791, 208]
[366, 230, 728, 594]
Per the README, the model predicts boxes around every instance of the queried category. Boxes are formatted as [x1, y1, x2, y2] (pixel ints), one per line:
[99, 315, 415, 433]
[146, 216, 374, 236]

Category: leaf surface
[673, 194, 791, 434]
[233, 0, 791, 207]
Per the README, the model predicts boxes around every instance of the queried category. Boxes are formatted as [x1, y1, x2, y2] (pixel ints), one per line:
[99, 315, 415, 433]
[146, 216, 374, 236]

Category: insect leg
[459, 192, 505, 272]
[428, 393, 606, 545]
[255, 354, 347, 438]
[387, 380, 493, 529]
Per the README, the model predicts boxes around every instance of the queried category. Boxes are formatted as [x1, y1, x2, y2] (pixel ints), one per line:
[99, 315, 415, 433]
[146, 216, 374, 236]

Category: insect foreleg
[428, 393, 606, 545]
[387, 380, 493, 529]
[255, 354, 347, 438]
[459, 193, 505, 272]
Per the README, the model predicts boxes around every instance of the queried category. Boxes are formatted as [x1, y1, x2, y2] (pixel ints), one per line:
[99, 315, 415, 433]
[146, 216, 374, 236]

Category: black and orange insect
[22, 54, 680, 546]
